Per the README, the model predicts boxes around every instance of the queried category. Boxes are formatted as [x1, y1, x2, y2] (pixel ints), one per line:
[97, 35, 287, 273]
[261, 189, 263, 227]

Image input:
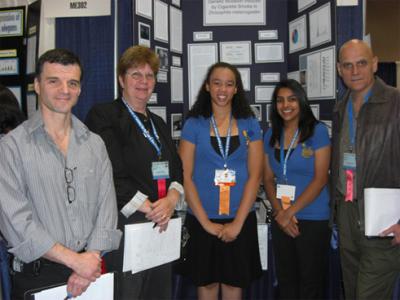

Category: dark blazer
[86, 98, 183, 223]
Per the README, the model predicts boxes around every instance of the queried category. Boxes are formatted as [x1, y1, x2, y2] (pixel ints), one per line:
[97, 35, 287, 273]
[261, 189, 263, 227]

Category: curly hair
[187, 62, 254, 119]
[269, 79, 318, 147]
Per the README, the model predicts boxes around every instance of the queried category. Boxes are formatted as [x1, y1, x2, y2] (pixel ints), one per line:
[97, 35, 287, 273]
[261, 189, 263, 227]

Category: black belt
[11, 256, 68, 276]
[11, 250, 84, 276]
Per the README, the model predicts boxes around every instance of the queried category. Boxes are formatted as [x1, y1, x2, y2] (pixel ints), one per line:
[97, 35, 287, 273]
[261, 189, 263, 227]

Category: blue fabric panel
[336, 3, 364, 100]
[55, 1, 115, 121]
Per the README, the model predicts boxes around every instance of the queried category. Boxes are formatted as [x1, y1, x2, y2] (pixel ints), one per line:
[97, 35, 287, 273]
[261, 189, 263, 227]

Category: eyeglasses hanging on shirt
[65, 166, 76, 204]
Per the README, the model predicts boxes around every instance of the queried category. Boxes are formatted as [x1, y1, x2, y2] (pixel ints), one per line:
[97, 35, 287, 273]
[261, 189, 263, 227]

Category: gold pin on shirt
[301, 143, 314, 158]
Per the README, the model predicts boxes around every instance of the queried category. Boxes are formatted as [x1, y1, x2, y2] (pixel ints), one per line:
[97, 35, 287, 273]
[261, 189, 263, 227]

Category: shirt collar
[26, 110, 89, 139]
[349, 88, 372, 104]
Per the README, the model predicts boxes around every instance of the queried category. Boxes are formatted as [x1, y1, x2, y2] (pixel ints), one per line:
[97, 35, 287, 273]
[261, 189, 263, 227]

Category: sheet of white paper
[26, 35, 37, 74]
[287, 71, 300, 82]
[154, 0, 169, 43]
[148, 106, 167, 122]
[257, 224, 268, 270]
[364, 188, 400, 236]
[187, 43, 218, 108]
[337, 0, 358, 6]
[170, 6, 182, 53]
[34, 273, 113, 300]
[309, 3, 332, 48]
[298, 0, 316, 12]
[305, 46, 336, 99]
[136, 0, 152, 19]
[171, 67, 183, 103]
[43, 0, 110, 18]
[123, 218, 182, 274]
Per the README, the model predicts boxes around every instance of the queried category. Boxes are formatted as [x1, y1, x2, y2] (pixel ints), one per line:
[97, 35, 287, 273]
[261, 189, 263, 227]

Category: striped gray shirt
[0, 111, 121, 263]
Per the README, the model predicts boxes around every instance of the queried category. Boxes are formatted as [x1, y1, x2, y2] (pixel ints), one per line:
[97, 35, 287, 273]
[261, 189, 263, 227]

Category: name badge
[214, 169, 236, 185]
[151, 161, 170, 179]
[276, 184, 296, 200]
[343, 152, 356, 170]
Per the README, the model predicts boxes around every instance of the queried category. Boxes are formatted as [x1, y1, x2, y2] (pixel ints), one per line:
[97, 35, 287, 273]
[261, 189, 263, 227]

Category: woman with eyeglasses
[86, 46, 183, 300]
[178, 62, 263, 300]
[263, 79, 331, 299]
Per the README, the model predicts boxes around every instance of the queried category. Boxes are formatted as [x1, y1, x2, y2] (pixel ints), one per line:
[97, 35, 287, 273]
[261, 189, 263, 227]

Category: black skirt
[181, 211, 262, 288]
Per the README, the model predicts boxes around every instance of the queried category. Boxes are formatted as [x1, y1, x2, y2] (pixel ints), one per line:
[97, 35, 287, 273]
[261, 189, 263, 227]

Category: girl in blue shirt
[179, 62, 263, 300]
[263, 79, 331, 299]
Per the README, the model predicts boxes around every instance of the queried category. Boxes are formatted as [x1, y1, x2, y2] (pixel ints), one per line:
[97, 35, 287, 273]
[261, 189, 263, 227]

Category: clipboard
[26, 272, 116, 300]
[364, 188, 400, 236]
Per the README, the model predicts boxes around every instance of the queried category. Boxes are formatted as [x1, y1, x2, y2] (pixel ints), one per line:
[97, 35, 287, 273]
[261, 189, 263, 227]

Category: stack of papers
[364, 188, 400, 236]
[34, 272, 114, 300]
[123, 218, 182, 274]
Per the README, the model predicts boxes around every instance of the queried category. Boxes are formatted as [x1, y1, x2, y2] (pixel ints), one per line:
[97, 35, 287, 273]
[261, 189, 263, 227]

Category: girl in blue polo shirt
[263, 79, 331, 299]
[179, 62, 263, 299]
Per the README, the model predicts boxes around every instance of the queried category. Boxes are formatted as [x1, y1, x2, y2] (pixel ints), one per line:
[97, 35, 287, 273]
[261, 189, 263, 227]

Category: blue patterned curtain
[55, 0, 115, 121]
[118, 0, 133, 58]
[336, 3, 364, 100]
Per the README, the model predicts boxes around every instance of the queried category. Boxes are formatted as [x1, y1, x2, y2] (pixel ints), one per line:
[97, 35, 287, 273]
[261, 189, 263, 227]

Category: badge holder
[152, 161, 170, 198]
[215, 169, 236, 215]
[343, 152, 356, 202]
[276, 184, 297, 222]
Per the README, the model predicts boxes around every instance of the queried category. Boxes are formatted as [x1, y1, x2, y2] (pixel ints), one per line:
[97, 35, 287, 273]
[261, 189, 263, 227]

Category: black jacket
[86, 98, 183, 223]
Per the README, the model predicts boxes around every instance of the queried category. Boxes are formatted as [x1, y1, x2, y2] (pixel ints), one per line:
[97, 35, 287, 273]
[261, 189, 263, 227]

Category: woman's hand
[218, 221, 242, 242]
[146, 191, 178, 231]
[282, 219, 300, 238]
[275, 209, 300, 238]
[202, 220, 224, 236]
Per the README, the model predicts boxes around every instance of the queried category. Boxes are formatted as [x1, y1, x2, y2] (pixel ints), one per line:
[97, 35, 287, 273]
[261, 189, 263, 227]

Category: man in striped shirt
[0, 49, 121, 299]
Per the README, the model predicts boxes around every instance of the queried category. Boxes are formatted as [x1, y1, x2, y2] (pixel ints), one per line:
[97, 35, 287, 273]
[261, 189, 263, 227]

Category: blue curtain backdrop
[55, 0, 115, 121]
[118, 0, 133, 58]
[336, 3, 363, 100]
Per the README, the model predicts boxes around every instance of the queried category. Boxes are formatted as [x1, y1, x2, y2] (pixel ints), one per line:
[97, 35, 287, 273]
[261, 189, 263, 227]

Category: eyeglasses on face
[126, 71, 155, 81]
[64, 167, 76, 204]
[340, 59, 369, 71]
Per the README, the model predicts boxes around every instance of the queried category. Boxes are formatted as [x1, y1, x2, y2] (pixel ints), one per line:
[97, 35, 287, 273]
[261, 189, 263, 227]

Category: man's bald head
[337, 39, 378, 97]
[338, 39, 374, 62]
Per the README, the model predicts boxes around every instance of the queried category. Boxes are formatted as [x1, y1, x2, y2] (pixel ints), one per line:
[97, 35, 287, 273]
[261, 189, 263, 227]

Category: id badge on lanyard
[210, 114, 236, 216]
[215, 169, 236, 215]
[122, 99, 169, 199]
[277, 129, 298, 209]
[343, 152, 356, 202]
[276, 184, 296, 209]
[344, 97, 362, 202]
[152, 161, 169, 198]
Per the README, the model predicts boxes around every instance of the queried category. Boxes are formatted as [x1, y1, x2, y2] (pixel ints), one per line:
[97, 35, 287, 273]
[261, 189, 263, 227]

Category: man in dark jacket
[331, 39, 400, 300]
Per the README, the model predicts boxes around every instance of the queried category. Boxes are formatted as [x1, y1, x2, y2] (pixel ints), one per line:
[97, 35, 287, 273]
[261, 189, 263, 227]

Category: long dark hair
[187, 62, 254, 119]
[0, 85, 25, 134]
[269, 79, 318, 147]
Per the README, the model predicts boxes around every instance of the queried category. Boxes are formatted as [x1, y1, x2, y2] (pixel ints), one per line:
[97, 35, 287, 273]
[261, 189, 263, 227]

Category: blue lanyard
[122, 98, 162, 158]
[347, 91, 371, 150]
[211, 114, 232, 169]
[280, 129, 299, 183]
